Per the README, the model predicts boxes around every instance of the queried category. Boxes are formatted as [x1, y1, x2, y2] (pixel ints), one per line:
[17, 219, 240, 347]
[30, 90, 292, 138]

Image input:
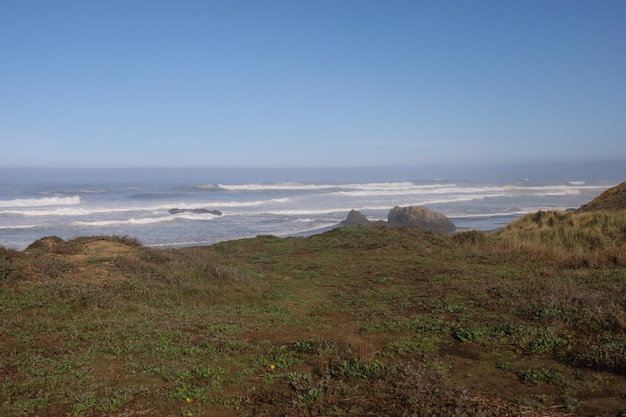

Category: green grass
[1, 212, 626, 416]
[517, 367, 565, 385]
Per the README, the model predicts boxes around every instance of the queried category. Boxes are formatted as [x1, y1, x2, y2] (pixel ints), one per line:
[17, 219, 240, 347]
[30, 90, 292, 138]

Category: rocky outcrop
[339, 206, 456, 233]
[577, 181, 626, 212]
[168, 208, 222, 216]
[387, 205, 456, 233]
[339, 210, 371, 226]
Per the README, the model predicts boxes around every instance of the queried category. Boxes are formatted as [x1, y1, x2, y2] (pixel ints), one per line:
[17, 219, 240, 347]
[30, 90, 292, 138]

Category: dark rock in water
[387, 205, 456, 233]
[340, 210, 371, 226]
[577, 181, 626, 212]
[168, 208, 222, 216]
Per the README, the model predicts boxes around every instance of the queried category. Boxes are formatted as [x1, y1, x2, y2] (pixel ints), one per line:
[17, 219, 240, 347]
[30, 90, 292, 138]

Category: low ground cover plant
[1, 208, 626, 416]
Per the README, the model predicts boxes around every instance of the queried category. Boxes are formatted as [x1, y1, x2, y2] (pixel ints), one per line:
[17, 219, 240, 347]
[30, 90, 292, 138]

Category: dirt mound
[25, 236, 68, 253]
[578, 181, 626, 212]
[18, 236, 143, 285]
[79, 239, 139, 257]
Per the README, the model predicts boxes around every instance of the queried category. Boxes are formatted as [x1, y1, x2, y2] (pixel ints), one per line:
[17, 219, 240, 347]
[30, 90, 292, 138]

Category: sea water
[1, 163, 623, 250]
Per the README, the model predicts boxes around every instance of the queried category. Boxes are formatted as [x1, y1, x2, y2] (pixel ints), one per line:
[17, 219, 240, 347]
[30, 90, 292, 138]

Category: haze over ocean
[1, 163, 623, 250]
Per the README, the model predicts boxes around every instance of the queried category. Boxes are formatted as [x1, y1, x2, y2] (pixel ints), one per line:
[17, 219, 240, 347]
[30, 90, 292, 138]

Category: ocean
[1, 163, 624, 251]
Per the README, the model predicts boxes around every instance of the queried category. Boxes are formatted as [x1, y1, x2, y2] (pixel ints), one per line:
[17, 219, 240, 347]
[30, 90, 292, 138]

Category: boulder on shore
[339, 206, 456, 233]
[387, 205, 456, 233]
[168, 208, 222, 216]
[339, 210, 371, 226]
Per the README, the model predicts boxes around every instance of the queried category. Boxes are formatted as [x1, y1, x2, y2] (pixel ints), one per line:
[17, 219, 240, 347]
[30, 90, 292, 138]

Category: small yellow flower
[270, 364, 276, 371]
[186, 397, 192, 403]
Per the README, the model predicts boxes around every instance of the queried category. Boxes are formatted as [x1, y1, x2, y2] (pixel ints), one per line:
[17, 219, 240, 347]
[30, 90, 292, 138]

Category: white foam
[219, 182, 334, 191]
[447, 205, 574, 219]
[219, 182, 599, 199]
[3, 197, 292, 217]
[267, 208, 348, 216]
[147, 240, 218, 248]
[448, 210, 535, 219]
[334, 187, 496, 198]
[218, 181, 456, 193]
[246, 192, 516, 217]
[194, 184, 224, 190]
[4, 206, 135, 217]
[72, 216, 176, 227]
[348, 182, 456, 191]
[0, 224, 40, 230]
[542, 190, 580, 196]
[71, 211, 221, 227]
[172, 212, 221, 221]
[0, 196, 81, 208]
[332, 183, 603, 199]
[207, 198, 292, 208]
[77, 189, 107, 194]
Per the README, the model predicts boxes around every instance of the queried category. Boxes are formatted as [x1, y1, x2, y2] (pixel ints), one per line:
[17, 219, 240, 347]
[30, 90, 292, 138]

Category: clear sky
[1, 0, 625, 168]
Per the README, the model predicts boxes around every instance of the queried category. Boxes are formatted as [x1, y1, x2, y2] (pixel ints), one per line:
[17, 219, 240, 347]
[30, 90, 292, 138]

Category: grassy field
[1, 209, 626, 416]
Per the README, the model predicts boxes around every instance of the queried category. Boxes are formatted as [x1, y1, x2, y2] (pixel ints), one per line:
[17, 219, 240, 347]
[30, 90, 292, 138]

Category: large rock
[338, 206, 456, 233]
[387, 205, 456, 233]
[339, 209, 371, 226]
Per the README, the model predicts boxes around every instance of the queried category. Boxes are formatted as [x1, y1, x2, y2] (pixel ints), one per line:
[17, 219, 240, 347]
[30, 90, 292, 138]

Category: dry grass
[478, 209, 626, 268]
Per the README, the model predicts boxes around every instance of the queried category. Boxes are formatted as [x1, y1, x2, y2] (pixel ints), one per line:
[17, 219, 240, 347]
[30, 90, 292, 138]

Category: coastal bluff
[577, 181, 626, 212]
[340, 205, 456, 234]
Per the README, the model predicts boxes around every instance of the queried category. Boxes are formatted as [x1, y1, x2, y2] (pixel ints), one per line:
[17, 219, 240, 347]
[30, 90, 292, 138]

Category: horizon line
[2, 159, 625, 170]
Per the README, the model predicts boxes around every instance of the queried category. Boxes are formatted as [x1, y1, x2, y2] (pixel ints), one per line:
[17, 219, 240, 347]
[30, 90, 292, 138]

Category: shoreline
[0, 211, 540, 251]
[10, 216, 511, 252]
[3, 176, 610, 251]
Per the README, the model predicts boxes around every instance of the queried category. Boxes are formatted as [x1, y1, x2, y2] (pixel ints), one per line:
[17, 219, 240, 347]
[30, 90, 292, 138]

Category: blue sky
[1, 1, 625, 168]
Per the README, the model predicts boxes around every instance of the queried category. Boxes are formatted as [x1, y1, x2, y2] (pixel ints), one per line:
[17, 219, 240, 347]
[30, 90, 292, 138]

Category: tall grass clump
[492, 209, 626, 267]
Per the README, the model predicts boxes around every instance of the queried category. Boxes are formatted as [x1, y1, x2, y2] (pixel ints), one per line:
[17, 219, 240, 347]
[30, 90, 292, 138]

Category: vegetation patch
[2, 209, 626, 416]
[517, 367, 565, 385]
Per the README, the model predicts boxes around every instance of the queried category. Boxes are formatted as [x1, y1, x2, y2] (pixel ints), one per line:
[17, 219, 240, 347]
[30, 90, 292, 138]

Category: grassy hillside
[578, 181, 626, 212]
[1, 209, 626, 416]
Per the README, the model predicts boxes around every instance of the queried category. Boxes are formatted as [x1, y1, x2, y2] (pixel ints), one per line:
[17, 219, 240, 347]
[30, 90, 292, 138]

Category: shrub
[0, 247, 21, 282]
[452, 230, 486, 245]
[332, 358, 385, 381]
[25, 236, 67, 253]
[571, 336, 626, 373]
[28, 256, 72, 278]
[453, 326, 488, 342]
[517, 368, 565, 385]
[526, 331, 570, 355]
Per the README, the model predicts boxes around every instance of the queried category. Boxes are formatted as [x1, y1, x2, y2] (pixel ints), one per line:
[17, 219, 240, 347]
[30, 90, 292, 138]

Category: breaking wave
[2, 198, 292, 217]
[72, 211, 221, 227]
[0, 196, 81, 208]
